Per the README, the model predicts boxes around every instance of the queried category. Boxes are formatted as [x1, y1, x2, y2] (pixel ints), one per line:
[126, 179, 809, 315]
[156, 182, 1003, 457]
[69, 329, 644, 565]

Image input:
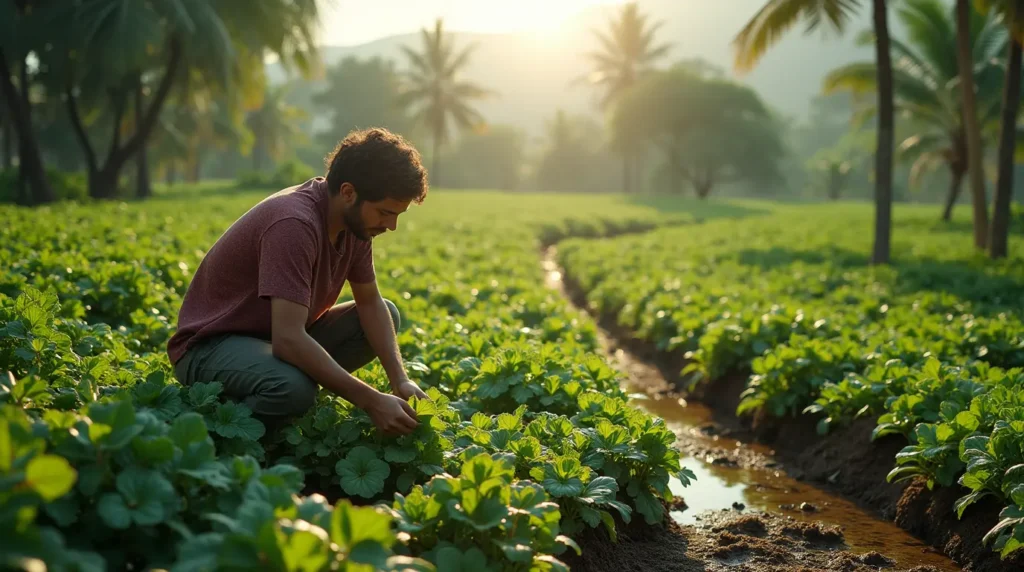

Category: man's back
[166, 177, 373, 364]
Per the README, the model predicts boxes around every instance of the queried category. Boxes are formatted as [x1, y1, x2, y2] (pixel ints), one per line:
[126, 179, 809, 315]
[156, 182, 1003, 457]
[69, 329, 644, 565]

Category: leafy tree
[582, 2, 671, 194]
[613, 69, 785, 199]
[825, 0, 1008, 221]
[441, 125, 526, 190]
[312, 56, 409, 151]
[398, 19, 492, 185]
[734, 0, 896, 264]
[38, 0, 319, 199]
[533, 110, 614, 192]
[248, 84, 307, 172]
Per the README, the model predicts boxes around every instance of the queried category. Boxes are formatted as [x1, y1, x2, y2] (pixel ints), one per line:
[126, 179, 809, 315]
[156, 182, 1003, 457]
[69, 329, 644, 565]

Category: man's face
[341, 195, 412, 241]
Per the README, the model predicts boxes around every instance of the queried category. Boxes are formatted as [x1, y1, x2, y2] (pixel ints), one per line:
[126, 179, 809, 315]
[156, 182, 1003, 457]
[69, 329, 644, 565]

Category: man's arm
[349, 280, 427, 400]
[269, 297, 418, 434]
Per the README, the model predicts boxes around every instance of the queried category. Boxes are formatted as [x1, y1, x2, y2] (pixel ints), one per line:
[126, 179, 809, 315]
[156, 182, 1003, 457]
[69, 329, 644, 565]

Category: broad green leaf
[97, 493, 132, 530]
[384, 445, 417, 463]
[280, 528, 331, 572]
[335, 447, 390, 498]
[169, 412, 209, 446]
[633, 489, 664, 524]
[25, 454, 76, 501]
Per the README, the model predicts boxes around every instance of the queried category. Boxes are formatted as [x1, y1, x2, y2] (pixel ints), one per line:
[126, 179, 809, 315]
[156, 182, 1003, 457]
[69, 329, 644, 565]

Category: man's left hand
[393, 379, 428, 401]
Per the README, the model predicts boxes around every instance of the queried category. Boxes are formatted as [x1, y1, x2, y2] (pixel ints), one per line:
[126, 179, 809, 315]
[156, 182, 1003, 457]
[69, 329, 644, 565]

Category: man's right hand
[365, 392, 419, 435]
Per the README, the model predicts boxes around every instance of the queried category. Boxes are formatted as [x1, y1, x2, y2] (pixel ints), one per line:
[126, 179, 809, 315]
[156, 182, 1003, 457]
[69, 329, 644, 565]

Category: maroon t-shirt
[167, 177, 375, 364]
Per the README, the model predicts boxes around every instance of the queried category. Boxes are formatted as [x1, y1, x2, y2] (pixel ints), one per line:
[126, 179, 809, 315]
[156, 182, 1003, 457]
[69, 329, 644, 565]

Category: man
[168, 128, 428, 436]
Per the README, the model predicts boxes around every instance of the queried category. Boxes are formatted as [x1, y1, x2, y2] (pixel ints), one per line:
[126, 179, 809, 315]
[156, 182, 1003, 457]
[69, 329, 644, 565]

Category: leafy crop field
[558, 204, 1024, 559]
[0, 188, 760, 571]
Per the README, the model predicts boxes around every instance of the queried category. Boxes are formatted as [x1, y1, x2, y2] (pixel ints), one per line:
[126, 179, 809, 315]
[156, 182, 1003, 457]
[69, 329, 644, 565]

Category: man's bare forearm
[357, 296, 406, 389]
[272, 331, 380, 408]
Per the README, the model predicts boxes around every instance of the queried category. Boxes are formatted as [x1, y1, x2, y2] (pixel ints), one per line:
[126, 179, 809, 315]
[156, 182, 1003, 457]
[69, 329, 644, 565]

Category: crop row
[0, 190, 697, 571]
[557, 206, 1024, 558]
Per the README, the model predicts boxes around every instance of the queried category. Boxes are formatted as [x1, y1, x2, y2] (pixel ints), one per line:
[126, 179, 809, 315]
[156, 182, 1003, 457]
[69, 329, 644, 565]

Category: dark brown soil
[566, 511, 937, 572]
[552, 252, 1023, 572]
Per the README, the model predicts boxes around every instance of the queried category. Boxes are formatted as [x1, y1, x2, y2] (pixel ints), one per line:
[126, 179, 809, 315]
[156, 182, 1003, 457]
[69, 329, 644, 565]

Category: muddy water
[541, 250, 960, 571]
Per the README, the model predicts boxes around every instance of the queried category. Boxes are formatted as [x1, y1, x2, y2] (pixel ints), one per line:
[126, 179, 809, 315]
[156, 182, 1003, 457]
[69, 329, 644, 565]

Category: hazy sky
[317, 0, 626, 46]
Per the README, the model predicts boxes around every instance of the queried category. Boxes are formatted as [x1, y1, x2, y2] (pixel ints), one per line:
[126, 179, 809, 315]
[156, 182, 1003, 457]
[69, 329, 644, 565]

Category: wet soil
[542, 248, 960, 571]
[566, 510, 944, 572]
[546, 246, 1022, 571]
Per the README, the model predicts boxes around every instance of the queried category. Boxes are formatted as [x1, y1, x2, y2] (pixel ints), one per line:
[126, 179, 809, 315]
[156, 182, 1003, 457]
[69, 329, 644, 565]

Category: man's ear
[339, 182, 357, 205]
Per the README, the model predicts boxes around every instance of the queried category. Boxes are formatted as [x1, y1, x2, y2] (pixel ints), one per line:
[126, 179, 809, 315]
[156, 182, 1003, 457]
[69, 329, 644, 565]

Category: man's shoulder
[254, 177, 326, 227]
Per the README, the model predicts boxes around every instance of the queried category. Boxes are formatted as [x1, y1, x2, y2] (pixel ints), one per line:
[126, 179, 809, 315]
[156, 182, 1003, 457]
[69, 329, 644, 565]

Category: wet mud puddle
[541, 249, 959, 571]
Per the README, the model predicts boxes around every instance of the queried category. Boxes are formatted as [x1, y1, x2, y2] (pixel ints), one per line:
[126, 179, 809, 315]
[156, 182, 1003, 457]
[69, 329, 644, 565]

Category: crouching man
[167, 128, 429, 436]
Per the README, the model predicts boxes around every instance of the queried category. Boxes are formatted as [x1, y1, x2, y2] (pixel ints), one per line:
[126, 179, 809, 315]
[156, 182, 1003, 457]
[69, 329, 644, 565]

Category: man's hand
[393, 379, 428, 400]
[365, 391, 419, 435]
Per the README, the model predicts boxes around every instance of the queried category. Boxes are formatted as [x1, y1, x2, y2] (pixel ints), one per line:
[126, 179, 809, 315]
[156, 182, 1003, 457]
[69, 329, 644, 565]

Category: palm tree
[824, 0, 1007, 222]
[982, 0, 1024, 259]
[734, 0, 895, 265]
[398, 19, 492, 184]
[583, 2, 671, 194]
[956, 0, 993, 250]
[246, 84, 307, 172]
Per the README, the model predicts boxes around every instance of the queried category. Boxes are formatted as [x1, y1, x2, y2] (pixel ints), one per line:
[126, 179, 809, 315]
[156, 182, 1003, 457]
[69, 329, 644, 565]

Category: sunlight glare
[459, 0, 625, 36]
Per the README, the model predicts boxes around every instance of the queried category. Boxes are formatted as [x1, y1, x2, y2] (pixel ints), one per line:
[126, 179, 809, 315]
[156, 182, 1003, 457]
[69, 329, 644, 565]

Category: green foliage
[237, 159, 318, 189]
[613, 68, 786, 197]
[0, 168, 88, 204]
[558, 204, 1024, 558]
[0, 189, 708, 568]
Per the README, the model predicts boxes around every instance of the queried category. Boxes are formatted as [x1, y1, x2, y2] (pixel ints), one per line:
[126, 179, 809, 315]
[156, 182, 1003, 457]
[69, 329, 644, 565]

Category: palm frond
[734, 0, 854, 73]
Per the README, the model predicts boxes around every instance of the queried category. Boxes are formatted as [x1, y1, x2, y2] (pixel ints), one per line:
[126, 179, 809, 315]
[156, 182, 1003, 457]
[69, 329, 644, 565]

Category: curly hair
[324, 128, 429, 204]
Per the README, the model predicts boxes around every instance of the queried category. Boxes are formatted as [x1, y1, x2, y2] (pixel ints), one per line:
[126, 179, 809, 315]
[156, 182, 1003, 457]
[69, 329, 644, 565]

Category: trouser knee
[383, 298, 401, 332]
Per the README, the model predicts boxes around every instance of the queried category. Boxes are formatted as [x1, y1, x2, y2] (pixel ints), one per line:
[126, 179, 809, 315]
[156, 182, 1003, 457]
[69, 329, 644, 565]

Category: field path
[541, 245, 960, 572]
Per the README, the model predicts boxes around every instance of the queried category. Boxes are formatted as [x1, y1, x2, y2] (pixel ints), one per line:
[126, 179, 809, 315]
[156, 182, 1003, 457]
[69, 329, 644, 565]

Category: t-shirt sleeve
[347, 240, 376, 284]
[257, 218, 319, 307]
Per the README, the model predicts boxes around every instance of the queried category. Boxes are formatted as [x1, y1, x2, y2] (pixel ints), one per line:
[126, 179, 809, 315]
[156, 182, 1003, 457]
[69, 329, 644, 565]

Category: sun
[451, 0, 625, 36]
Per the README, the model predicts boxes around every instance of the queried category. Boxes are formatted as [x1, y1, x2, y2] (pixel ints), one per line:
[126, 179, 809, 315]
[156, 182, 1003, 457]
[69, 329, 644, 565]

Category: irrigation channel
[540, 247, 960, 571]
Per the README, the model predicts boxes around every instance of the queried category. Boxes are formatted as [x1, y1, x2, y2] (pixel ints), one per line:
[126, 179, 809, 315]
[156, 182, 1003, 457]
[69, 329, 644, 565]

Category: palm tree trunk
[622, 153, 632, 194]
[956, 0, 990, 250]
[871, 0, 894, 265]
[431, 129, 440, 187]
[135, 76, 152, 199]
[0, 48, 54, 204]
[943, 167, 965, 221]
[634, 148, 644, 193]
[989, 27, 1022, 259]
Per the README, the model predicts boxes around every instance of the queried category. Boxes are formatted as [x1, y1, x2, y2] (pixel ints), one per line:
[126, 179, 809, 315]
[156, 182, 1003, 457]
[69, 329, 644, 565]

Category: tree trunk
[872, 0, 894, 265]
[431, 131, 440, 187]
[166, 161, 177, 186]
[943, 167, 965, 222]
[135, 77, 152, 199]
[1, 103, 11, 169]
[696, 182, 712, 200]
[634, 148, 644, 194]
[989, 27, 1022, 259]
[72, 38, 182, 199]
[0, 48, 55, 204]
[622, 153, 632, 194]
[956, 0, 990, 250]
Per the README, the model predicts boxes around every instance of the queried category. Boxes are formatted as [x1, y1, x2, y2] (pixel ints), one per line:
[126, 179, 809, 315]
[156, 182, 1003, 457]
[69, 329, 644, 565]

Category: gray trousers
[173, 299, 400, 427]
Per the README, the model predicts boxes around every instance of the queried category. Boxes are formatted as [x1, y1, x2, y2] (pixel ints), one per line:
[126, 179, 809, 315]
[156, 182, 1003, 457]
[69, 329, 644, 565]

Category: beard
[341, 202, 385, 241]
